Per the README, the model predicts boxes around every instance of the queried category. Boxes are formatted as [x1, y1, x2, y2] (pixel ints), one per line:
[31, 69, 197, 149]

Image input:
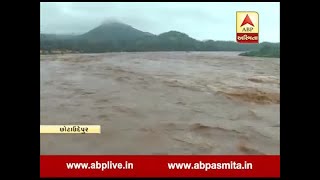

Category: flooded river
[40, 52, 280, 155]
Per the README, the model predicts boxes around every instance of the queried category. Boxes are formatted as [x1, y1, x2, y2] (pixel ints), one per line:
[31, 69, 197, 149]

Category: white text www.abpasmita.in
[168, 161, 252, 171]
[66, 161, 134, 171]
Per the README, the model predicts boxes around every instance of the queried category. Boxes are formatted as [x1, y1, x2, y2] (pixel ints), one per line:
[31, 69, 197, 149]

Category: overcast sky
[40, 2, 280, 42]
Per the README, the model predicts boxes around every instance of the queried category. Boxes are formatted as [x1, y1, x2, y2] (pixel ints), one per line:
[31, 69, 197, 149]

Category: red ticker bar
[40, 155, 280, 178]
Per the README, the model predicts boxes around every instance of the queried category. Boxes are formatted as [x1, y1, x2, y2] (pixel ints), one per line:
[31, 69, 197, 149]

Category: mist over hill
[40, 22, 279, 53]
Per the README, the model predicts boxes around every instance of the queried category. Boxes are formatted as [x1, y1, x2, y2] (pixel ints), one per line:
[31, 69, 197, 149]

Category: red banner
[40, 155, 280, 178]
[236, 33, 259, 43]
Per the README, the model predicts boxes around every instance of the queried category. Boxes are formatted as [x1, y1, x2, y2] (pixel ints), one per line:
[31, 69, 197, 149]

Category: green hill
[79, 22, 153, 42]
[40, 22, 279, 54]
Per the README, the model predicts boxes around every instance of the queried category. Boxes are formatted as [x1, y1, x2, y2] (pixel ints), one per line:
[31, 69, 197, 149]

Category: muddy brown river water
[40, 52, 280, 155]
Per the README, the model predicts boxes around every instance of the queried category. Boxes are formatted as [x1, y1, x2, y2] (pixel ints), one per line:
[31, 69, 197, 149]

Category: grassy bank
[239, 45, 280, 58]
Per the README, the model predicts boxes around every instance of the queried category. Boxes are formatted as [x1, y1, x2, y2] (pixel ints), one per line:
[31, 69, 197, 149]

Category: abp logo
[236, 11, 259, 43]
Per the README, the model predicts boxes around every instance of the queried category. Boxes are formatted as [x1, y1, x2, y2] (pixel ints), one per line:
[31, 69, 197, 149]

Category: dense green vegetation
[41, 22, 280, 55]
[239, 44, 280, 58]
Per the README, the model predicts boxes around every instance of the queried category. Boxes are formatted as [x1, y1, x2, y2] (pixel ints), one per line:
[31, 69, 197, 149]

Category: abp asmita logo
[236, 11, 259, 43]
